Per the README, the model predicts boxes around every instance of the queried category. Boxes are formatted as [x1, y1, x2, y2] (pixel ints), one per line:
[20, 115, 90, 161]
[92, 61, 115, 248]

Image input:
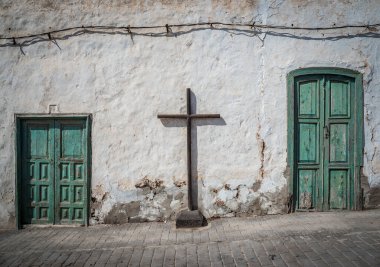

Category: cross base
[176, 210, 208, 228]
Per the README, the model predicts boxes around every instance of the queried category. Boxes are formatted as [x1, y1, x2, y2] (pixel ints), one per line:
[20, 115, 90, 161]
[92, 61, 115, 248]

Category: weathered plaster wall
[1, 0, 380, 228]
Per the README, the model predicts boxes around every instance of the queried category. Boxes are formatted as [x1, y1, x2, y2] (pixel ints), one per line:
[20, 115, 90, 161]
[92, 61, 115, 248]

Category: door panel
[295, 76, 323, 210]
[61, 124, 84, 158]
[329, 123, 348, 163]
[55, 120, 87, 224]
[298, 123, 319, 163]
[21, 121, 54, 224]
[298, 169, 316, 209]
[324, 77, 354, 209]
[20, 118, 88, 225]
[329, 169, 348, 209]
[330, 80, 350, 117]
[298, 80, 319, 117]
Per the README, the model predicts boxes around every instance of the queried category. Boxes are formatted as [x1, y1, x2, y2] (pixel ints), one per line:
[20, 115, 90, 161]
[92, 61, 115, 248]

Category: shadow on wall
[158, 90, 226, 210]
[367, 187, 380, 208]
[361, 174, 380, 209]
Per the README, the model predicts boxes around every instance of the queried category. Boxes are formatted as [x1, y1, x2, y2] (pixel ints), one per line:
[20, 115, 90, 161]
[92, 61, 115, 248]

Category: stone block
[176, 210, 208, 228]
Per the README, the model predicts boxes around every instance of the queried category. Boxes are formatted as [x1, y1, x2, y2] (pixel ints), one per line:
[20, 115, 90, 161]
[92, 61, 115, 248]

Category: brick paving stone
[128, 248, 144, 266]
[335, 257, 360, 267]
[165, 230, 176, 245]
[74, 252, 92, 266]
[304, 250, 321, 261]
[293, 254, 316, 267]
[208, 242, 224, 266]
[150, 247, 165, 267]
[279, 252, 298, 265]
[318, 251, 340, 265]
[192, 230, 201, 244]
[270, 239, 287, 255]
[186, 244, 198, 266]
[174, 245, 187, 267]
[40, 251, 62, 267]
[230, 241, 247, 266]
[197, 243, 211, 267]
[117, 248, 134, 266]
[51, 252, 71, 267]
[199, 229, 210, 243]
[162, 246, 175, 266]
[62, 251, 82, 266]
[218, 241, 236, 266]
[239, 240, 259, 265]
[311, 259, 330, 267]
[84, 251, 103, 267]
[271, 257, 287, 267]
[0, 210, 380, 266]
[4, 252, 29, 267]
[94, 250, 113, 266]
[262, 240, 276, 256]
[139, 247, 155, 266]
[251, 240, 274, 266]
[351, 259, 371, 267]
[159, 229, 170, 245]
[107, 248, 124, 264]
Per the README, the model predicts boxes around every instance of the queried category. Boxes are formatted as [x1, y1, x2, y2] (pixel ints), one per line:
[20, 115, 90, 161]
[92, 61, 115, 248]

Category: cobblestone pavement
[0, 210, 380, 266]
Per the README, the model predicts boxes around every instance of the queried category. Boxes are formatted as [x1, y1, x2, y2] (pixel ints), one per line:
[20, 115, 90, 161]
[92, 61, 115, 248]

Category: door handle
[324, 125, 329, 139]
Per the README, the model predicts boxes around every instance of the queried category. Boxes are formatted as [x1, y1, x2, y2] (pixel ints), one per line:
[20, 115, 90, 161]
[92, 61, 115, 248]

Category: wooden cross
[158, 88, 220, 210]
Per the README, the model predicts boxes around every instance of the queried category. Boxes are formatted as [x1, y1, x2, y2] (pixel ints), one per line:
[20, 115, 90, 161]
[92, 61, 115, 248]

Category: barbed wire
[1, 21, 379, 42]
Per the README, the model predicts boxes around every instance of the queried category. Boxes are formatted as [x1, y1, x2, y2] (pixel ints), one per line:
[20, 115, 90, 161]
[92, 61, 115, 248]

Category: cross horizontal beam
[157, 114, 220, 119]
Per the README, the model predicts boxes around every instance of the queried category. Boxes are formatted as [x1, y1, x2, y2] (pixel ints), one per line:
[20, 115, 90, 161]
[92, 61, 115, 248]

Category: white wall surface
[1, 0, 380, 227]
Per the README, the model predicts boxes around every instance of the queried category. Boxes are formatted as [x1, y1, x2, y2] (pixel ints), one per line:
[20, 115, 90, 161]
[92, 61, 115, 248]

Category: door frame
[15, 114, 92, 228]
[287, 68, 363, 211]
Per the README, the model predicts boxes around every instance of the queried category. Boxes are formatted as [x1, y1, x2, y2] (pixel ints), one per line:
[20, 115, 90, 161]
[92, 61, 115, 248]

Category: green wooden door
[20, 118, 88, 225]
[55, 120, 88, 224]
[21, 120, 55, 224]
[294, 74, 356, 210]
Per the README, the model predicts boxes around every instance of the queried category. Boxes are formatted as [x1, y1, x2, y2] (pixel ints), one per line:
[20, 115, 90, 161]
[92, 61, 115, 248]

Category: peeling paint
[173, 180, 186, 188]
[135, 177, 164, 190]
[256, 126, 266, 182]
[299, 192, 312, 209]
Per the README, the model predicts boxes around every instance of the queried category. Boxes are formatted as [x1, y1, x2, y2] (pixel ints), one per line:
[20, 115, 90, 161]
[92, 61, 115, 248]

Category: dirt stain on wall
[104, 201, 140, 224]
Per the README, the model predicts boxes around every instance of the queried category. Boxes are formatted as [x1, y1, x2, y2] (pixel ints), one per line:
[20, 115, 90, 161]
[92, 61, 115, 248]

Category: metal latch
[324, 125, 329, 139]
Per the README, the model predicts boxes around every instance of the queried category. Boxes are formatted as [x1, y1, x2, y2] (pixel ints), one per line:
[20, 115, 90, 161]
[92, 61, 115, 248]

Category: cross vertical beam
[158, 88, 220, 210]
[186, 88, 192, 209]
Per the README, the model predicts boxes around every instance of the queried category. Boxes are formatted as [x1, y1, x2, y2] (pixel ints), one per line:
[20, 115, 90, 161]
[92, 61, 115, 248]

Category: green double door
[20, 118, 88, 225]
[295, 74, 358, 210]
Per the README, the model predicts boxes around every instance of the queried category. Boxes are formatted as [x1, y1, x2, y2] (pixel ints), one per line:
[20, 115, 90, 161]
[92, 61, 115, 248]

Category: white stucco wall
[1, 0, 380, 228]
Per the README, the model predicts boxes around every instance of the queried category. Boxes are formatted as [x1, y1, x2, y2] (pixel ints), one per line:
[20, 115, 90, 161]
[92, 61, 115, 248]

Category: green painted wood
[288, 68, 363, 211]
[295, 76, 323, 210]
[329, 123, 348, 162]
[324, 77, 355, 210]
[16, 118, 21, 229]
[55, 120, 87, 225]
[299, 80, 319, 117]
[329, 170, 347, 209]
[330, 80, 350, 117]
[21, 120, 55, 224]
[19, 117, 89, 225]
[298, 123, 318, 162]
[298, 169, 316, 209]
